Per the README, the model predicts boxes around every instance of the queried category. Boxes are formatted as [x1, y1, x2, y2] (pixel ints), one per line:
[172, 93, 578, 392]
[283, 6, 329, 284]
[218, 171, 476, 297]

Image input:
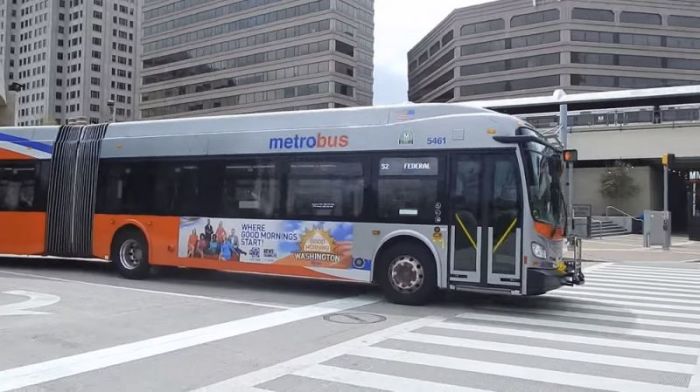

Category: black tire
[111, 228, 151, 280]
[376, 242, 437, 305]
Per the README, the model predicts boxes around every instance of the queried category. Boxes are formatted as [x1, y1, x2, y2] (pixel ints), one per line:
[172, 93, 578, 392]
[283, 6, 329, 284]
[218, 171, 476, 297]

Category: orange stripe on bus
[0, 149, 33, 160]
[0, 212, 46, 255]
[92, 214, 351, 281]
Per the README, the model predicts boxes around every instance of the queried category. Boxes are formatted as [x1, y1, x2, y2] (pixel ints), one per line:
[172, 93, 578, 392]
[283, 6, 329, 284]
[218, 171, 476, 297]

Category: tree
[600, 161, 639, 200]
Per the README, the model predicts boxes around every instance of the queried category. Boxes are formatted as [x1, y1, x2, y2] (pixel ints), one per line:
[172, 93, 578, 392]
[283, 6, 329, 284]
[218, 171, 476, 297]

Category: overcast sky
[373, 0, 495, 105]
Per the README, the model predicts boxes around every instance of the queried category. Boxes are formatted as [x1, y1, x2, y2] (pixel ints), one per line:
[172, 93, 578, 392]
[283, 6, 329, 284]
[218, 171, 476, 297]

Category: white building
[0, 0, 139, 126]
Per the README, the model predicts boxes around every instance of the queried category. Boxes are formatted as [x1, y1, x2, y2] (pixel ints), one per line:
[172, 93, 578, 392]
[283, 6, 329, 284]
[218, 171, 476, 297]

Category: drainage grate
[323, 312, 387, 324]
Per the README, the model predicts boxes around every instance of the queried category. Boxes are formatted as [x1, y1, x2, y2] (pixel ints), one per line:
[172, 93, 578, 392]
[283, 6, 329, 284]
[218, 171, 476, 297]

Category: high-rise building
[0, 0, 139, 126]
[138, 0, 374, 119]
[408, 0, 700, 103]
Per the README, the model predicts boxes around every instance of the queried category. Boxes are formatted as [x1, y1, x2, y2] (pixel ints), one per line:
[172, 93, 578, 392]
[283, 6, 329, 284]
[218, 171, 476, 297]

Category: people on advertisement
[187, 229, 198, 257]
[196, 233, 207, 258]
[204, 219, 214, 242]
[219, 238, 233, 261]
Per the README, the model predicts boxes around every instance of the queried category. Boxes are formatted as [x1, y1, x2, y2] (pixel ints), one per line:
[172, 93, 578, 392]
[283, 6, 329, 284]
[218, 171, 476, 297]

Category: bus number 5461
[427, 137, 446, 145]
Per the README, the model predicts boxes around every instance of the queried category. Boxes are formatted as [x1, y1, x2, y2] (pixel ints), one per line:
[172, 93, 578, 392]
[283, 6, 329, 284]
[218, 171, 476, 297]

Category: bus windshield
[524, 139, 566, 229]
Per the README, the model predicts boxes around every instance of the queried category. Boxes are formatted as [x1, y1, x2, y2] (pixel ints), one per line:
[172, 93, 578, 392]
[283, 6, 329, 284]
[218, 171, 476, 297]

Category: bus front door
[449, 152, 522, 289]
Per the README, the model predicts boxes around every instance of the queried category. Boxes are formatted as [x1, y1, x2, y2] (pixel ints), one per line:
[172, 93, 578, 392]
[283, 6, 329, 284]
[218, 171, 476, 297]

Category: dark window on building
[461, 39, 506, 56]
[335, 40, 354, 57]
[619, 55, 663, 68]
[418, 51, 429, 64]
[442, 30, 454, 45]
[511, 30, 560, 48]
[460, 53, 559, 76]
[572, 30, 615, 44]
[335, 83, 354, 97]
[571, 74, 616, 87]
[221, 162, 278, 218]
[620, 11, 661, 25]
[429, 42, 441, 56]
[619, 33, 663, 47]
[409, 70, 454, 102]
[460, 19, 505, 36]
[286, 160, 364, 218]
[667, 36, 700, 50]
[460, 75, 559, 97]
[667, 58, 700, 71]
[669, 15, 700, 29]
[378, 157, 441, 223]
[572, 8, 614, 22]
[571, 52, 615, 66]
[410, 50, 454, 86]
[511, 9, 560, 27]
[335, 61, 354, 77]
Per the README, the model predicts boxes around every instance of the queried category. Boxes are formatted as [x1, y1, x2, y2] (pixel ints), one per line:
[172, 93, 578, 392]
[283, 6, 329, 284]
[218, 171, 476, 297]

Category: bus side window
[0, 163, 38, 211]
[221, 161, 279, 218]
[286, 160, 365, 219]
[377, 157, 440, 223]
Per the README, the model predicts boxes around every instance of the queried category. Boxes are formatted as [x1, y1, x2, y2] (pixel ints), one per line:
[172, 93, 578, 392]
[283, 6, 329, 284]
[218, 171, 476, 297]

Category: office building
[0, 0, 139, 125]
[139, 0, 374, 119]
[408, 0, 700, 103]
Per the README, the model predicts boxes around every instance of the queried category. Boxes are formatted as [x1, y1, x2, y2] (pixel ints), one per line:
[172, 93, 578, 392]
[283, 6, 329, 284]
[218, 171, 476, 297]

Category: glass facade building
[407, 0, 700, 103]
[139, 0, 374, 119]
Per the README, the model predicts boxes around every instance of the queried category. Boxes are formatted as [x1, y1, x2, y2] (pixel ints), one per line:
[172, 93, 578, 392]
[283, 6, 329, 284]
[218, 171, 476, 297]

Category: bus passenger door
[450, 152, 522, 288]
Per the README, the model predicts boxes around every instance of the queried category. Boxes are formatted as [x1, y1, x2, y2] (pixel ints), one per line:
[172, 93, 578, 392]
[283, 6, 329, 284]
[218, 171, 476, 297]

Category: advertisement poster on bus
[177, 218, 356, 270]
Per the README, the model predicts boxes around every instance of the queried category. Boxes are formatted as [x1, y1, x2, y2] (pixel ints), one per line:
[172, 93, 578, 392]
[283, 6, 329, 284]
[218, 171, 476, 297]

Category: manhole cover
[323, 312, 387, 324]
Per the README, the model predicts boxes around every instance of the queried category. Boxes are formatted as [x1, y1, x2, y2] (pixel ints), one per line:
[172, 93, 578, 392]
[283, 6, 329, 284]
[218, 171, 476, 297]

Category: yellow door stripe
[493, 218, 518, 253]
[454, 214, 478, 249]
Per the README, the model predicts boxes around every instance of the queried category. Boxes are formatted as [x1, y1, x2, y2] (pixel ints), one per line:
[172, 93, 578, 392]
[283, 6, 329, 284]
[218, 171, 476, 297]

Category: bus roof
[470, 85, 700, 114]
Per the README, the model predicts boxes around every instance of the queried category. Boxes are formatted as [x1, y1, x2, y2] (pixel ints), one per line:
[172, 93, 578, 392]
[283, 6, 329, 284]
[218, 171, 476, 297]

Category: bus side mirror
[563, 150, 578, 163]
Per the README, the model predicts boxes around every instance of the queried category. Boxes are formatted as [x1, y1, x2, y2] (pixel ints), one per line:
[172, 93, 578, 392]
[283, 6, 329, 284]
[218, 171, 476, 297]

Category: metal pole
[112, 107, 116, 123]
[663, 164, 670, 250]
[560, 104, 574, 235]
[664, 165, 669, 213]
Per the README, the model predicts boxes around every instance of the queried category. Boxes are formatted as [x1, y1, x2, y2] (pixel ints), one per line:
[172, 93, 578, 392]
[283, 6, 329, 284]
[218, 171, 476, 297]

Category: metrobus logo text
[268, 133, 349, 150]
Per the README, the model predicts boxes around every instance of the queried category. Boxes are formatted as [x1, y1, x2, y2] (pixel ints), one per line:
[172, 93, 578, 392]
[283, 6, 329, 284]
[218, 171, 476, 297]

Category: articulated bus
[0, 104, 583, 304]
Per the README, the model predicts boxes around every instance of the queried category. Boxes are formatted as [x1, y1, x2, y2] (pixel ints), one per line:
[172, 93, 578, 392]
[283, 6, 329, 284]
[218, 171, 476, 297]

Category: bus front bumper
[526, 261, 584, 295]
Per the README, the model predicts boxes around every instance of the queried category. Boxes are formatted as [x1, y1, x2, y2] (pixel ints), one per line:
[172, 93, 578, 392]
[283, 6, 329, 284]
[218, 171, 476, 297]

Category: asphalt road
[0, 259, 699, 392]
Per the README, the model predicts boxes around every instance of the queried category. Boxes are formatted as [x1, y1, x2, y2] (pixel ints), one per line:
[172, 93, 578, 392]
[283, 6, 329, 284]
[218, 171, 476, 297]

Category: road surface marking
[551, 289, 700, 306]
[0, 290, 60, 316]
[434, 321, 697, 355]
[549, 293, 700, 313]
[295, 364, 489, 392]
[191, 316, 442, 391]
[597, 264, 700, 273]
[585, 271, 700, 283]
[578, 280, 700, 294]
[536, 301, 700, 320]
[0, 270, 290, 310]
[0, 295, 379, 392]
[457, 311, 700, 343]
[353, 346, 688, 392]
[596, 267, 700, 278]
[480, 305, 700, 330]
[394, 331, 695, 373]
[560, 285, 700, 300]
[581, 274, 700, 287]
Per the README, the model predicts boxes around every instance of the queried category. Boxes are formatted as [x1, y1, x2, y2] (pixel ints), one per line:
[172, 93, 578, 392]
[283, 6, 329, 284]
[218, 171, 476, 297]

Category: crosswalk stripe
[478, 305, 700, 331]
[595, 267, 700, 279]
[433, 321, 697, 355]
[598, 264, 700, 274]
[352, 346, 689, 392]
[457, 311, 700, 343]
[577, 281, 700, 295]
[583, 274, 700, 288]
[295, 364, 488, 392]
[559, 285, 700, 300]
[548, 293, 700, 313]
[533, 301, 700, 321]
[586, 272, 700, 283]
[393, 332, 696, 373]
[189, 317, 444, 392]
[551, 289, 700, 307]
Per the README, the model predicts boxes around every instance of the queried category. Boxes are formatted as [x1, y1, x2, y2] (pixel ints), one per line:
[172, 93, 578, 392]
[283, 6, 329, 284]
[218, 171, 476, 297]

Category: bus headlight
[531, 242, 547, 260]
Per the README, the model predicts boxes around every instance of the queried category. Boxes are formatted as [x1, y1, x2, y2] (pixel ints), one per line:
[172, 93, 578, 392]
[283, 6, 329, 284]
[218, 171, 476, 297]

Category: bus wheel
[112, 229, 151, 280]
[378, 242, 437, 305]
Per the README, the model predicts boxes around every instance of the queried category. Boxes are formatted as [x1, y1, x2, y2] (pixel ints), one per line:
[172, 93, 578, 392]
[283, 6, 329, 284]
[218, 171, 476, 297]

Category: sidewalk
[565, 234, 700, 263]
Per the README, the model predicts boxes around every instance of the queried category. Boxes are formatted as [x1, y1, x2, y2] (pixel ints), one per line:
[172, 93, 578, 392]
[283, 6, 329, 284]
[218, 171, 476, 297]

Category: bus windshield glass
[523, 135, 565, 228]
